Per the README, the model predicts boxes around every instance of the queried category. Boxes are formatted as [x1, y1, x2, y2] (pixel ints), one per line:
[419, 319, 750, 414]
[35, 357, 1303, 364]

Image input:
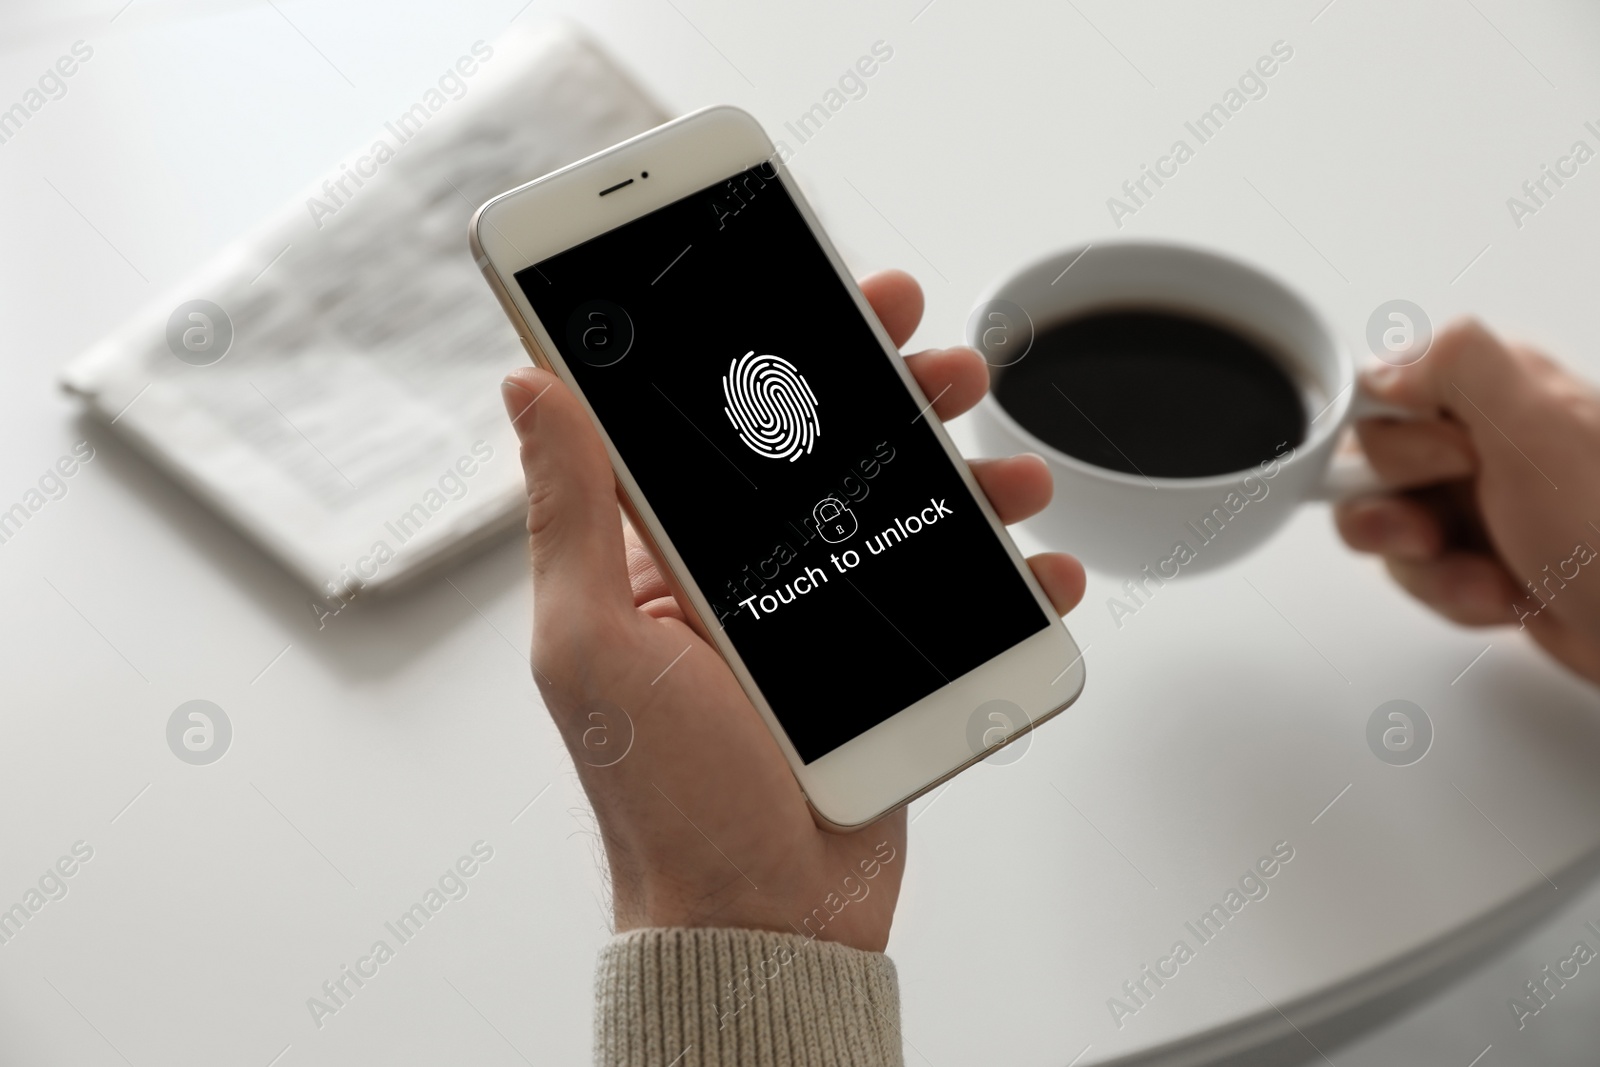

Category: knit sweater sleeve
[593, 927, 905, 1067]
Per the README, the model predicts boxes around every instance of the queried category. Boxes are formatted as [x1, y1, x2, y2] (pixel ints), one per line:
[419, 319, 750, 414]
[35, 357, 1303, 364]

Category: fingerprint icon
[722, 351, 820, 462]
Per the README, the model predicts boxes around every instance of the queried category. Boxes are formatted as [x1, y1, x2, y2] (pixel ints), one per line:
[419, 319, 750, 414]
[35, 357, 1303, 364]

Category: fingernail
[1366, 506, 1432, 559]
[1390, 525, 1433, 560]
[1361, 365, 1401, 394]
[501, 378, 538, 427]
[1453, 568, 1498, 612]
[1356, 500, 1399, 540]
[1363, 506, 1399, 544]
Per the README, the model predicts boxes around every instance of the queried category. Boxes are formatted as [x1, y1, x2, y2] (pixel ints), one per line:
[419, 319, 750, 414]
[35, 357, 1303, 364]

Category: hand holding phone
[500, 269, 1085, 948]
[474, 107, 1088, 830]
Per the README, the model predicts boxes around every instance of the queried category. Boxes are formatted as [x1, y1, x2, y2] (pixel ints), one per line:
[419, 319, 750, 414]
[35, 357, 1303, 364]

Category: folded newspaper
[62, 22, 666, 605]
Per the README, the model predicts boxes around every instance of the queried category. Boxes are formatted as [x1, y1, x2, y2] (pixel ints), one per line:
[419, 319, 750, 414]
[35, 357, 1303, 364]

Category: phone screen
[515, 163, 1050, 763]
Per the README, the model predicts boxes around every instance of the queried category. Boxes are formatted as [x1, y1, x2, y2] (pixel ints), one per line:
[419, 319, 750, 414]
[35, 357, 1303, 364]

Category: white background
[2, 1, 1600, 1065]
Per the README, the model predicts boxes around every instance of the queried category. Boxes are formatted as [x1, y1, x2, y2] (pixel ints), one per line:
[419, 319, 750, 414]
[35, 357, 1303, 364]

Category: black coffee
[993, 309, 1306, 479]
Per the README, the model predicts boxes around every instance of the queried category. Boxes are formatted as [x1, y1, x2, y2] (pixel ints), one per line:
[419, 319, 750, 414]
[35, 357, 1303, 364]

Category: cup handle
[1312, 383, 1419, 501]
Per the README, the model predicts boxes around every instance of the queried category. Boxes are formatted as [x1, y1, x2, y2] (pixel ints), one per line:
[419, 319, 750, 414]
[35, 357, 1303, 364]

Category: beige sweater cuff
[594, 927, 904, 1067]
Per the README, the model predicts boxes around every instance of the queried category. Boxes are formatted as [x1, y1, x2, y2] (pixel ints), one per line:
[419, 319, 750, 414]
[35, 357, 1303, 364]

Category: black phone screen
[514, 163, 1049, 763]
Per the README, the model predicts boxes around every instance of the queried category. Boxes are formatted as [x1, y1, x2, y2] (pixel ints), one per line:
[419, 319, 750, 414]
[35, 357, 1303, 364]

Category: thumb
[1360, 318, 1522, 430]
[501, 367, 633, 615]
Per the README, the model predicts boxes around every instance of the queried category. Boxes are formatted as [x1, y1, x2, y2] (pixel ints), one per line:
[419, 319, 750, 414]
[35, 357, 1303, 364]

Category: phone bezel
[469, 105, 1086, 830]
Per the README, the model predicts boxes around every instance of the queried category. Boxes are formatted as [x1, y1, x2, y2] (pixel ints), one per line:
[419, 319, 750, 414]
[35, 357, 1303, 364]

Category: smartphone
[469, 105, 1085, 829]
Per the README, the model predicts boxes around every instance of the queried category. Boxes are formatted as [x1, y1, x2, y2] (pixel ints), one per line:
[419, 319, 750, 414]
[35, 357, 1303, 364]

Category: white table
[3, 2, 1599, 1065]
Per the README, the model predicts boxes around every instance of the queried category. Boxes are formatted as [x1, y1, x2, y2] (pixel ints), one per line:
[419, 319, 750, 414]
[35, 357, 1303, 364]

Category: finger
[637, 595, 686, 623]
[1027, 552, 1087, 615]
[622, 521, 690, 621]
[1334, 495, 1445, 561]
[968, 454, 1052, 524]
[859, 269, 924, 349]
[1353, 418, 1476, 490]
[502, 368, 634, 616]
[622, 519, 672, 608]
[1383, 552, 1522, 627]
[904, 346, 989, 421]
[1361, 318, 1524, 427]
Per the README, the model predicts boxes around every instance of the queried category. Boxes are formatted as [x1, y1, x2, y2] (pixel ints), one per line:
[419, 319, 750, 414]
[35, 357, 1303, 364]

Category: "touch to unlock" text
[737, 497, 953, 621]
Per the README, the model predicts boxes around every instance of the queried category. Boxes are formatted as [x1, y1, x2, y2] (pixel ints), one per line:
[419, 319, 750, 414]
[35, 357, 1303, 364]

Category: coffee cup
[968, 240, 1409, 576]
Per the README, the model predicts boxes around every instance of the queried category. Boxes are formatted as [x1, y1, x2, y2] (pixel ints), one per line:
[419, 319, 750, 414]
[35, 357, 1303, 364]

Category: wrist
[614, 882, 802, 939]
[614, 875, 898, 954]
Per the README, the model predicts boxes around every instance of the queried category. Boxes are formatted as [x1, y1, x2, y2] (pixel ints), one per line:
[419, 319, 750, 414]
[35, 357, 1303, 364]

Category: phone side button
[519, 337, 542, 367]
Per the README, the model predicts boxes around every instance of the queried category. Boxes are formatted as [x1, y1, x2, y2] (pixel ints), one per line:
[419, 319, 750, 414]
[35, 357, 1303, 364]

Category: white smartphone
[469, 105, 1085, 830]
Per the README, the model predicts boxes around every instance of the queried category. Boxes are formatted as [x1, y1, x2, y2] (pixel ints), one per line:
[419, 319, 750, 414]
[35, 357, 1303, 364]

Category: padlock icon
[813, 497, 857, 544]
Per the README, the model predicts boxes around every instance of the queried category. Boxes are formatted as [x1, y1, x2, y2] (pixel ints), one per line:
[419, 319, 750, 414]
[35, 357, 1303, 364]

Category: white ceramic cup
[968, 241, 1404, 577]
